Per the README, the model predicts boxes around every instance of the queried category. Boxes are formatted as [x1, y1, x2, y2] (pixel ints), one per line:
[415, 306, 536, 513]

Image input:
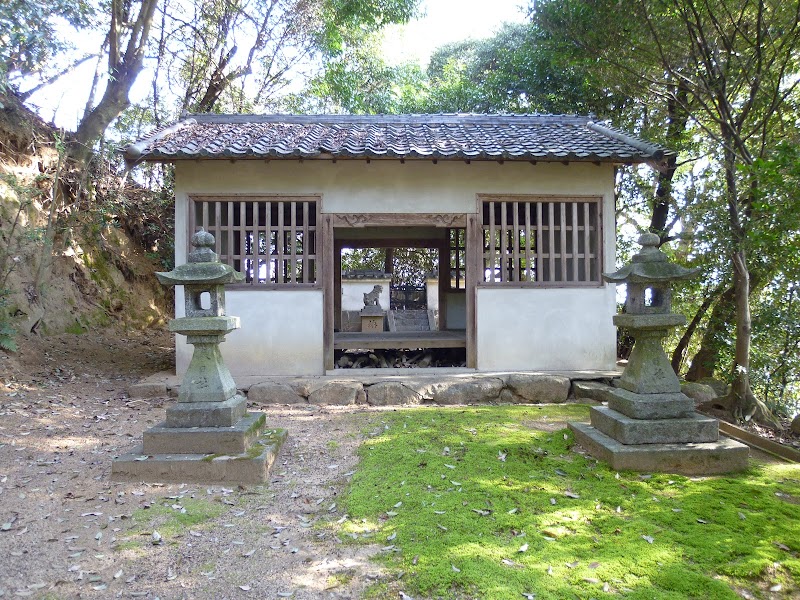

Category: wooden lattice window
[480, 196, 601, 285]
[189, 196, 319, 287]
[448, 228, 466, 290]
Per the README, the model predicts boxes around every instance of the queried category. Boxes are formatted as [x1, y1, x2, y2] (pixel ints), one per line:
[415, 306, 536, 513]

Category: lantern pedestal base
[112, 421, 286, 484]
[569, 422, 748, 475]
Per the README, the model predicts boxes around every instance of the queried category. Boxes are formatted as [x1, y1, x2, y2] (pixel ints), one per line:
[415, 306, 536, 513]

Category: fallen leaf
[518, 543, 529, 553]
[501, 558, 520, 567]
[239, 584, 251, 591]
[564, 491, 580, 499]
[451, 564, 461, 572]
[775, 542, 790, 552]
[565, 561, 579, 568]
[642, 535, 654, 544]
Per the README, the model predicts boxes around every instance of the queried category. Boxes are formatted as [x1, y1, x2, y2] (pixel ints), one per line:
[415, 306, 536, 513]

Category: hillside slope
[0, 91, 170, 358]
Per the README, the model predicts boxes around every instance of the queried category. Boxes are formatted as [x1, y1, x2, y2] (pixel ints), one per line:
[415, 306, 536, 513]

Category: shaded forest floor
[0, 328, 393, 599]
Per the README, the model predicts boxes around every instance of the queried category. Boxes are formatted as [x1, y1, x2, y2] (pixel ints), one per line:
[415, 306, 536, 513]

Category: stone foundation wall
[246, 373, 610, 406]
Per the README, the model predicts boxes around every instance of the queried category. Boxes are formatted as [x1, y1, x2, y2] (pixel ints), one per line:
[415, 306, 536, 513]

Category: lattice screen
[480, 197, 601, 285]
[190, 196, 319, 286]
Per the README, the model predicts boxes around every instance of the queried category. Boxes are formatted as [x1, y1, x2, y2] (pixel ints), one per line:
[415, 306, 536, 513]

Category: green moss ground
[116, 497, 225, 549]
[336, 405, 800, 599]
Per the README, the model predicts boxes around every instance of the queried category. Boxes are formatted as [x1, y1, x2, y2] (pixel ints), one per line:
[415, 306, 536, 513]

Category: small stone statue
[363, 284, 383, 308]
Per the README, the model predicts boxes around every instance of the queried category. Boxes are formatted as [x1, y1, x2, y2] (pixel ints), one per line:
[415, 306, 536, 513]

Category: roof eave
[127, 153, 652, 164]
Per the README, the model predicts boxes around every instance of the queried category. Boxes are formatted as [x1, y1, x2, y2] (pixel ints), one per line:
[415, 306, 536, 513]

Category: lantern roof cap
[604, 233, 700, 283]
[156, 229, 244, 286]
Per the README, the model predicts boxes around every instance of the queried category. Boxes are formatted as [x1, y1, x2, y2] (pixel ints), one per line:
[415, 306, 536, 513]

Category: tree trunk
[70, 0, 158, 164]
[384, 248, 394, 274]
[671, 284, 723, 374]
[649, 85, 688, 242]
[724, 250, 779, 426]
[717, 124, 777, 427]
[685, 286, 735, 381]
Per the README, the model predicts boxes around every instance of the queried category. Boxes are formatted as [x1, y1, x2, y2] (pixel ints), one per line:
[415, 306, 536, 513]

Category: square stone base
[144, 412, 266, 455]
[569, 422, 749, 475]
[166, 394, 247, 428]
[600, 387, 694, 420]
[111, 429, 287, 484]
[590, 406, 719, 445]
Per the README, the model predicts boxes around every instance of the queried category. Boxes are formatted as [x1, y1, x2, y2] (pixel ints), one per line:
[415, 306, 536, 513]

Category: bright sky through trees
[382, 0, 526, 65]
[26, 0, 526, 127]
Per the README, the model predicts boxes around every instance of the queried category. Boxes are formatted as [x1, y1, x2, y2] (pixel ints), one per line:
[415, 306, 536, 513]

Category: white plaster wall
[341, 279, 391, 311]
[173, 158, 618, 374]
[176, 288, 324, 376]
[476, 287, 617, 371]
[174, 160, 614, 232]
[426, 279, 439, 312]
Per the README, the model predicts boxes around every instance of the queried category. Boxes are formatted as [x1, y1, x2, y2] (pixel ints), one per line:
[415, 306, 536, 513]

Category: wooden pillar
[322, 214, 334, 371]
[334, 239, 343, 333]
[465, 213, 481, 369]
[437, 238, 448, 331]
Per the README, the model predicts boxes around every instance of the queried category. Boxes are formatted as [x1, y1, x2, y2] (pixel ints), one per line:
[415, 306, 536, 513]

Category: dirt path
[0, 329, 390, 599]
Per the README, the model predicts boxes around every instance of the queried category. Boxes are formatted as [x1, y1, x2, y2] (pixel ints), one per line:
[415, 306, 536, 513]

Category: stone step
[389, 309, 432, 332]
[599, 386, 695, 420]
[569, 422, 749, 475]
[143, 413, 266, 455]
[589, 406, 718, 445]
[112, 428, 287, 484]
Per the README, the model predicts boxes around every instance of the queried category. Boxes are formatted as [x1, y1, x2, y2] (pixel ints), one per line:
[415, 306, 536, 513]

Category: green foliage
[341, 247, 436, 286]
[0, 298, 17, 351]
[340, 406, 800, 599]
[305, 36, 427, 114]
[0, 0, 93, 87]
[318, 0, 420, 54]
[309, 20, 631, 116]
[0, 171, 45, 353]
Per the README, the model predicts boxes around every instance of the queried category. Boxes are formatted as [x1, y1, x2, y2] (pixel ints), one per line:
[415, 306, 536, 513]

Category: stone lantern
[604, 232, 697, 398]
[112, 230, 286, 483]
[156, 228, 244, 419]
[569, 233, 748, 474]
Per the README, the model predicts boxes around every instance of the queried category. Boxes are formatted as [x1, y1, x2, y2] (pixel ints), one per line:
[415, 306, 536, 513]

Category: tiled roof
[124, 114, 670, 164]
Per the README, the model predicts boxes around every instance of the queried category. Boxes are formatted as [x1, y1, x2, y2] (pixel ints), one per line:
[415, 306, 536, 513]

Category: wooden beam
[331, 213, 466, 228]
